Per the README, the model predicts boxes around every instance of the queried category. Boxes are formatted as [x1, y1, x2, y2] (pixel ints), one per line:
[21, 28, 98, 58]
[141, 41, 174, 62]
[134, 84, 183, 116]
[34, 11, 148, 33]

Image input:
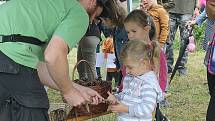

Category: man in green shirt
[0, 0, 118, 120]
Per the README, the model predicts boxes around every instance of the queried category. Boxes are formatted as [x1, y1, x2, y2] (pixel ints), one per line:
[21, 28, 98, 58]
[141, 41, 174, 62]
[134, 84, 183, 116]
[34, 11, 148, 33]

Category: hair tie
[148, 42, 153, 49]
[147, 42, 153, 59]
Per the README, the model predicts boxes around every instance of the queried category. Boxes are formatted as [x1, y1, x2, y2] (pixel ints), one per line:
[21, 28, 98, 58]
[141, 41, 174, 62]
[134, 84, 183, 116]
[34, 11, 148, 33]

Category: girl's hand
[107, 91, 118, 104]
[109, 102, 129, 113]
[186, 20, 196, 27]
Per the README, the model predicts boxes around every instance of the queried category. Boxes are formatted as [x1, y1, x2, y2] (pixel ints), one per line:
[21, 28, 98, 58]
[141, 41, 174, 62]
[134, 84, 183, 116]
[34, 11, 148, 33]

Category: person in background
[198, 0, 206, 12]
[186, 8, 211, 50]
[100, 1, 128, 91]
[77, 0, 120, 81]
[107, 40, 163, 121]
[157, 0, 175, 11]
[0, 0, 119, 120]
[77, 18, 103, 80]
[96, 44, 102, 79]
[165, 0, 199, 75]
[124, 10, 167, 94]
[204, 0, 215, 120]
[102, 36, 121, 91]
[141, 0, 169, 49]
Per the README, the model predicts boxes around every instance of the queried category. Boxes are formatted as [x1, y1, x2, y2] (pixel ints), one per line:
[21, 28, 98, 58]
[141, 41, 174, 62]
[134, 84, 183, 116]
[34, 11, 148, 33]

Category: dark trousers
[77, 36, 100, 80]
[155, 103, 168, 121]
[96, 45, 101, 78]
[166, 13, 192, 70]
[206, 71, 215, 121]
[0, 51, 49, 121]
[106, 71, 121, 86]
[0, 98, 49, 121]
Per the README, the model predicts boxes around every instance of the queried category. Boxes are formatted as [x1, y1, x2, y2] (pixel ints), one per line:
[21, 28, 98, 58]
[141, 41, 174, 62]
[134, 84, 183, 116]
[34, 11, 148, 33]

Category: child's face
[140, 1, 147, 11]
[124, 21, 148, 41]
[142, 0, 154, 10]
[124, 58, 146, 76]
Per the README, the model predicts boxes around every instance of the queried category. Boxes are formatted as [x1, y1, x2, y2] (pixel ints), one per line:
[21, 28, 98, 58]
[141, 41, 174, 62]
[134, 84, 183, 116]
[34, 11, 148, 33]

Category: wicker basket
[49, 103, 72, 121]
[68, 60, 112, 118]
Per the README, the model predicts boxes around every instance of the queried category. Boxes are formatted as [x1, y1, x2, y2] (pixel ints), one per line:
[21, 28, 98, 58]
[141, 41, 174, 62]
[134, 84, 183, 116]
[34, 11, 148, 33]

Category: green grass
[48, 48, 210, 121]
[161, 51, 209, 121]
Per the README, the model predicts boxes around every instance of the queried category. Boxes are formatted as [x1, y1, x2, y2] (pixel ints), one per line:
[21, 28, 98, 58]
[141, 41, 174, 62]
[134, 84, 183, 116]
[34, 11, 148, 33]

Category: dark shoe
[178, 67, 187, 76]
[160, 99, 171, 108]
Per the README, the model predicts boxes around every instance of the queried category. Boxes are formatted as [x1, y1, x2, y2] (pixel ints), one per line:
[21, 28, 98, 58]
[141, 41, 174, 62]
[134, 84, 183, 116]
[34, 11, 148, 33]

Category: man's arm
[43, 35, 86, 106]
[37, 61, 59, 90]
[44, 36, 73, 93]
[38, 60, 103, 105]
[39, 35, 103, 106]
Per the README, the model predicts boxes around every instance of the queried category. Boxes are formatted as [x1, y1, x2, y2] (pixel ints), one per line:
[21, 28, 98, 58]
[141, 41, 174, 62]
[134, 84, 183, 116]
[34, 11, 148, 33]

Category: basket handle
[72, 60, 96, 81]
[71, 60, 96, 120]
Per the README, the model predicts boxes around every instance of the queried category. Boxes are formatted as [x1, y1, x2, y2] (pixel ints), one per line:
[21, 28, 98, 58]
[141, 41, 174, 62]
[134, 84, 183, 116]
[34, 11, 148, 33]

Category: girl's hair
[109, 0, 127, 27]
[124, 9, 156, 40]
[97, 0, 124, 20]
[120, 40, 160, 72]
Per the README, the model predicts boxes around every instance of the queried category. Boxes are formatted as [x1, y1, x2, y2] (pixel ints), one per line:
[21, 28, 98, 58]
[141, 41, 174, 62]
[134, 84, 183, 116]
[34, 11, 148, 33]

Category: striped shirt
[115, 71, 164, 121]
[204, 20, 215, 50]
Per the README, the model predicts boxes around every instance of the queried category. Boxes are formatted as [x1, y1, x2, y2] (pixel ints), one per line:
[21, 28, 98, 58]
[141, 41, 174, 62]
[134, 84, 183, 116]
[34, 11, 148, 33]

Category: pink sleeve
[159, 51, 167, 92]
[118, 65, 127, 92]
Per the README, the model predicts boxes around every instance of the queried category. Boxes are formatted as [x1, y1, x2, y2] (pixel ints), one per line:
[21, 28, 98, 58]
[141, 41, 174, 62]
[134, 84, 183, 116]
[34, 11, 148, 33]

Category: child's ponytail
[150, 40, 160, 74]
[120, 40, 160, 74]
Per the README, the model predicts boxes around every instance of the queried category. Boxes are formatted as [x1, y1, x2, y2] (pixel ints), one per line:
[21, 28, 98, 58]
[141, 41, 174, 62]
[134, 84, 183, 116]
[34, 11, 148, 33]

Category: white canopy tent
[127, 0, 133, 12]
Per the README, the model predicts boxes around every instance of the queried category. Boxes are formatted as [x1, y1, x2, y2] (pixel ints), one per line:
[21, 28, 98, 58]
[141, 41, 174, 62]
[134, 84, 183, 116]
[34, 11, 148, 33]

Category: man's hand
[62, 87, 86, 106]
[86, 87, 104, 104]
[73, 83, 104, 105]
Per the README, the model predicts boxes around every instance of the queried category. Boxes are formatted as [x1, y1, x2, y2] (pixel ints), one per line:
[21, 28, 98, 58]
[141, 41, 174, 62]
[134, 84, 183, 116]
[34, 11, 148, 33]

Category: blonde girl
[107, 40, 163, 121]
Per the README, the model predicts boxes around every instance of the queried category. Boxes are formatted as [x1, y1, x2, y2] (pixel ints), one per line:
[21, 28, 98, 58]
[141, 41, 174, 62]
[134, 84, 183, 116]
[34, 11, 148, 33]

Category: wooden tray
[49, 103, 112, 121]
[67, 111, 112, 121]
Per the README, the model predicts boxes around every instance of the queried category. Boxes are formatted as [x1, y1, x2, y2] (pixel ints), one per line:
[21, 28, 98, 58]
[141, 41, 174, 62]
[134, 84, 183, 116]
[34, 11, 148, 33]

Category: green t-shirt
[0, 0, 89, 69]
